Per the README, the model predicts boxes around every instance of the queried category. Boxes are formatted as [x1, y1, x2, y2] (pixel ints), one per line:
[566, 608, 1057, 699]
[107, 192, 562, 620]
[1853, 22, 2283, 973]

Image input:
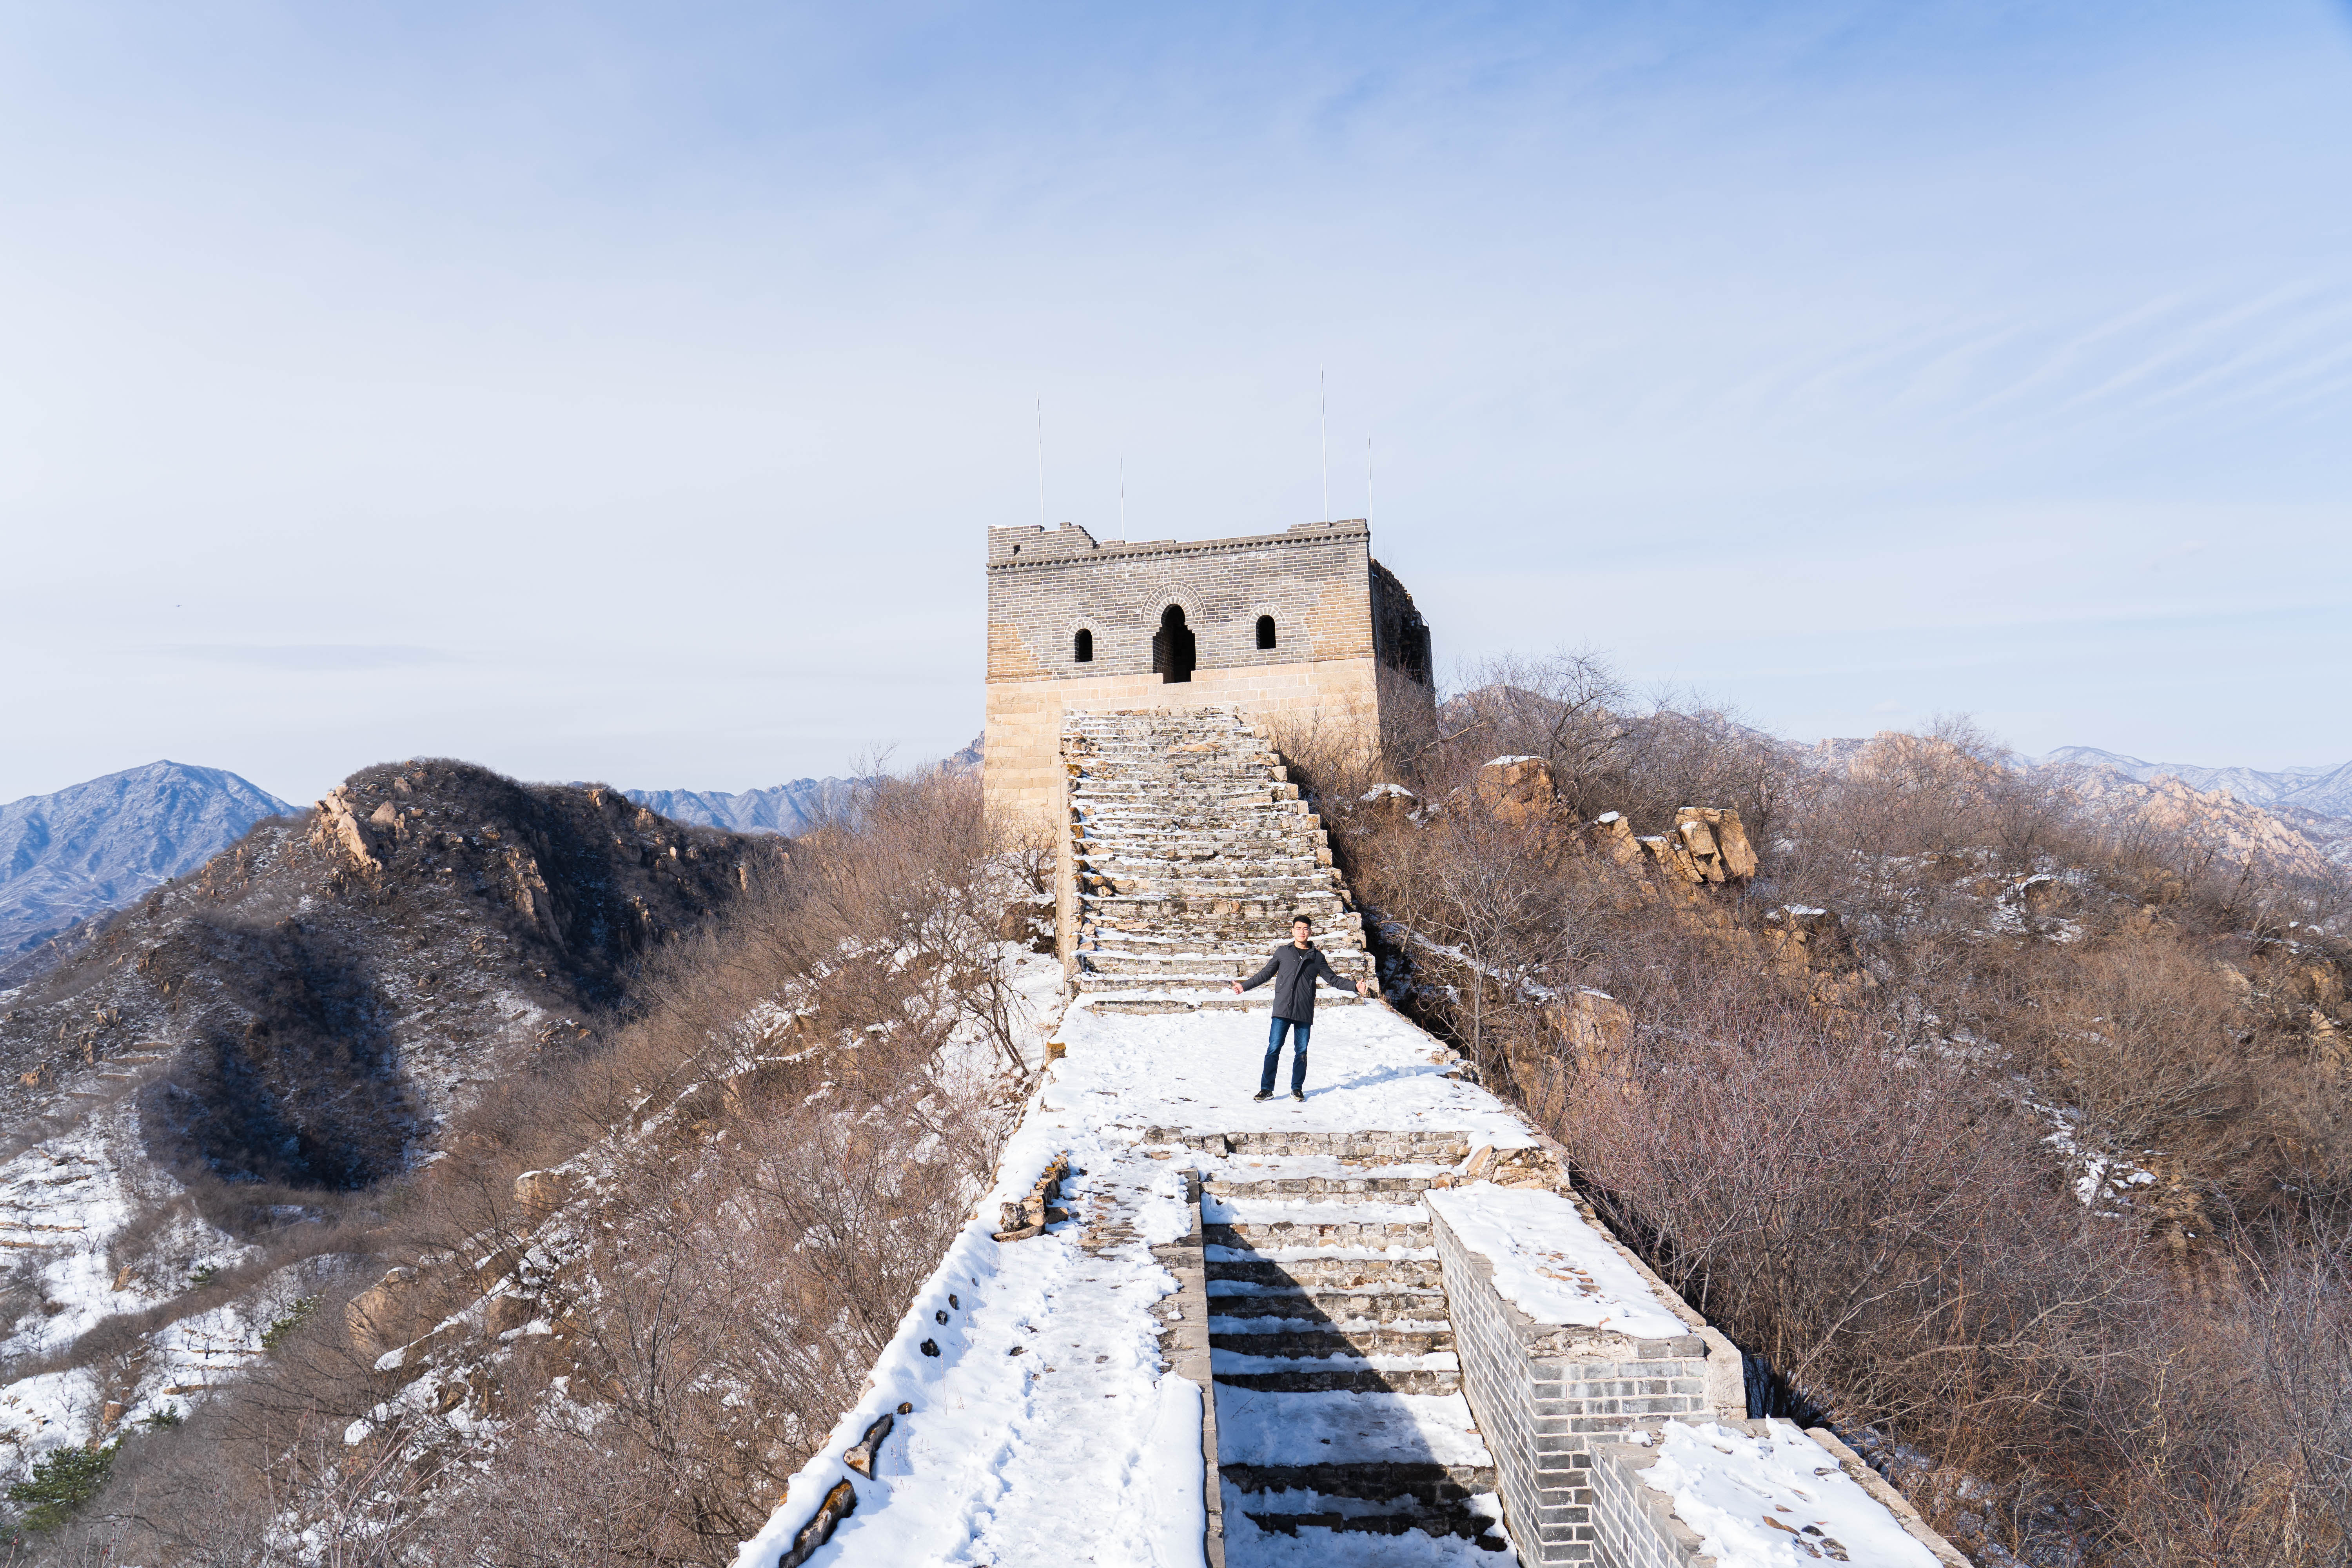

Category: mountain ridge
[0, 760, 295, 969]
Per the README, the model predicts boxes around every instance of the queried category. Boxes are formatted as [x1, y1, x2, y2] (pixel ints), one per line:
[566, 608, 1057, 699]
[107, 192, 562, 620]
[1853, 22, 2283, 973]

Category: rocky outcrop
[310, 785, 383, 874]
[1476, 756, 1556, 826]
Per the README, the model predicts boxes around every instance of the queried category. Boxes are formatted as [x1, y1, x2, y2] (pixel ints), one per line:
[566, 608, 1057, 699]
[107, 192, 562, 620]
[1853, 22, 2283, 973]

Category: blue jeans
[1260, 1016, 1312, 1096]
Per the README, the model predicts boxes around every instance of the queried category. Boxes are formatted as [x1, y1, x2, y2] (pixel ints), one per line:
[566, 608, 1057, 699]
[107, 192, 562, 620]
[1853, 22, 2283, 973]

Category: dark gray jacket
[1241, 941, 1353, 1022]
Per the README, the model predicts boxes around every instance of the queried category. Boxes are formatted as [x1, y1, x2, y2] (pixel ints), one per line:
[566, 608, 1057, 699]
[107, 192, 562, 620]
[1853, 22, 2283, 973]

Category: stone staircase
[1203, 1132, 1511, 1557]
[1065, 709, 1372, 1013]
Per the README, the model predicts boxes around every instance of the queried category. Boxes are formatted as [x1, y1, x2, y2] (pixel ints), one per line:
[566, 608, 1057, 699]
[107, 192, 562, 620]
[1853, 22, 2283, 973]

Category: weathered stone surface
[483, 1294, 532, 1336]
[1477, 756, 1557, 826]
[777, 1478, 857, 1568]
[309, 786, 381, 874]
[515, 1169, 569, 1225]
[345, 1266, 420, 1354]
[843, 1411, 895, 1479]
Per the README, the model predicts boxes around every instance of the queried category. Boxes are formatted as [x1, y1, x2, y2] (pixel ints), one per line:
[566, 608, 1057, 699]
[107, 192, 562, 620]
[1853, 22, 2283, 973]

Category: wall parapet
[1430, 1192, 1744, 1565]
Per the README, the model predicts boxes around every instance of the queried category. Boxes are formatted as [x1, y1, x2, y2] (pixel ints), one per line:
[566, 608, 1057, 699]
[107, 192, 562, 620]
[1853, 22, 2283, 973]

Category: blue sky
[4, 2, 2350, 803]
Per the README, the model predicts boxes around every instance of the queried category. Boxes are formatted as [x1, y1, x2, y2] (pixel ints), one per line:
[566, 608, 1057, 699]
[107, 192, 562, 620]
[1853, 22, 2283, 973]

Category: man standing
[1233, 914, 1370, 1102]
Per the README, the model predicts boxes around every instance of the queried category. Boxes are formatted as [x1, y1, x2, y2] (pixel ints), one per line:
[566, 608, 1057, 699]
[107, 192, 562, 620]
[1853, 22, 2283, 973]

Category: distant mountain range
[623, 778, 866, 837]
[2034, 746, 2352, 819]
[0, 761, 295, 971]
[620, 734, 982, 837]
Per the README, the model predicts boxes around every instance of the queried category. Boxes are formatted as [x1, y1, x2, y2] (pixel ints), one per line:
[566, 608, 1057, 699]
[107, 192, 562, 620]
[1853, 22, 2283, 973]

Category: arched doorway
[1152, 605, 1196, 684]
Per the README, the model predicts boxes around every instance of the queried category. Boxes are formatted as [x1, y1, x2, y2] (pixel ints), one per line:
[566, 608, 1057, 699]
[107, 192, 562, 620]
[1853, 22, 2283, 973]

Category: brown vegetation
[1278, 653, 2352, 1568]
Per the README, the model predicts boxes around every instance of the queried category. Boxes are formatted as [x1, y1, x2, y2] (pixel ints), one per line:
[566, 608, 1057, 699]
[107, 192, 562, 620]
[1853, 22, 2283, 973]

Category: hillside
[0, 762, 295, 979]
[0, 759, 775, 1484]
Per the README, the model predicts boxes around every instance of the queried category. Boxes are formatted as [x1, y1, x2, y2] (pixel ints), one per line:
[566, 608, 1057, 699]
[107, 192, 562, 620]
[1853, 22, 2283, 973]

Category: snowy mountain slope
[0, 759, 773, 1479]
[0, 761, 294, 967]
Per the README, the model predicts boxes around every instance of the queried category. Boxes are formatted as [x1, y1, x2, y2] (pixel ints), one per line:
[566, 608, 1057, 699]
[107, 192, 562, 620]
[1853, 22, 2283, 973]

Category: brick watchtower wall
[983, 519, 1434, 831]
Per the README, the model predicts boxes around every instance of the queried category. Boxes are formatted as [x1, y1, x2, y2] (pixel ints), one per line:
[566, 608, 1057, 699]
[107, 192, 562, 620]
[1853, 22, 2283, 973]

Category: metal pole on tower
[1319, 371, 1329, 523]
[1367, 437, 1373, 524]
[1120, 457, 1127, 534]
[1035, 400, 1045, 527]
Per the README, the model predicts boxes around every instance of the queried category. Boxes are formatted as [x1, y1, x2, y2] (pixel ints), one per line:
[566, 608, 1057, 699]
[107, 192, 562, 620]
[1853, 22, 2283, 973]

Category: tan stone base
[983, 658, 1383, 835]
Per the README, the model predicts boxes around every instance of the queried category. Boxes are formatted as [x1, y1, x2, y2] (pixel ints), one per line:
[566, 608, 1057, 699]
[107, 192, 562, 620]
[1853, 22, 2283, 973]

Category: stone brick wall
[983, 520, 1433, 828]
[1587, 1440, 1708, 1568]
[1432, 1206, 1740, 1565]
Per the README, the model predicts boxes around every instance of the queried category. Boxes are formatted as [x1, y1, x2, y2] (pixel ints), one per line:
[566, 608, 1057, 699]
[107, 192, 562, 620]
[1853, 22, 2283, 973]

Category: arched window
[1255, 614, 1277, 650]
[1151, 605, 1196, 684]
[1074, 628, 1093, 663]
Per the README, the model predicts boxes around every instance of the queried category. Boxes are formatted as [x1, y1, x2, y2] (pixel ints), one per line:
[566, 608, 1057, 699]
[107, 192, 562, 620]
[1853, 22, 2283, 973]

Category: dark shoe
[1252, 1091, 1273, 1102]
[1290, 1091, 1305, 1102]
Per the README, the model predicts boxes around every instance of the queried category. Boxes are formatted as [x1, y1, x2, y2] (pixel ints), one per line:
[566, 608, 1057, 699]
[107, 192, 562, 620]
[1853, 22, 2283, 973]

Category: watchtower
[983, 518, 1435, 830]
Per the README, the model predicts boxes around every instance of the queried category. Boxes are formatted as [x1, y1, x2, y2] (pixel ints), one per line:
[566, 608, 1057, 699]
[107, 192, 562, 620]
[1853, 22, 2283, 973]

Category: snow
[1219, 1388, 1492, 1467]
[1049, 1001, 1536, 1146]
[735, 987, 1535, 1568]
[1425, 1183, 1686, 1340]
[1485, 756, 1542, 767]
[1222, 1495, 1512, 1567]
[1622, 1420, 1943, 1568]
[1202, 1197, 1428, 1225]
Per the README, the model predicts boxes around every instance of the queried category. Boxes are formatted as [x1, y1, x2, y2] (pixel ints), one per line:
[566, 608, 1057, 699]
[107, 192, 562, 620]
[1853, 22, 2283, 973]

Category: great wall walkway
[738, 709, 1973, 1568]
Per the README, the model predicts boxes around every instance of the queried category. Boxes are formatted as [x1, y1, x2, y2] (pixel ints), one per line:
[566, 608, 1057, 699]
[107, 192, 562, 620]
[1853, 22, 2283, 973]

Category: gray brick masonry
[1432, 1205, 1743, 1564]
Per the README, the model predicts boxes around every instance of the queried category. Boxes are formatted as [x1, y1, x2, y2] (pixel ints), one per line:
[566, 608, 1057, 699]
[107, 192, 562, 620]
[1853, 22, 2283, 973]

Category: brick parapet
[1433, 1206, 1732, 1565]
[1587, 1421, 1974, 1568]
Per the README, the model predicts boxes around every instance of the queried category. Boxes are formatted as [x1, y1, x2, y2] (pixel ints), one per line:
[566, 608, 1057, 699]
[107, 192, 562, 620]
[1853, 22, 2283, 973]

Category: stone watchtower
[983, 518, 1435, 829]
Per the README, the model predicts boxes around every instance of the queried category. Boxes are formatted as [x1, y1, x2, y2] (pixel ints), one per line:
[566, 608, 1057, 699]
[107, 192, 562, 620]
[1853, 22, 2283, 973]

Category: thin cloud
[157, 644, 457, 670]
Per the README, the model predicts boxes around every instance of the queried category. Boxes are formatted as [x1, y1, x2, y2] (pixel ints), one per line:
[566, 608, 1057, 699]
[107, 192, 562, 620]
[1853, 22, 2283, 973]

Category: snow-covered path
[736, 993, 1539, 1568]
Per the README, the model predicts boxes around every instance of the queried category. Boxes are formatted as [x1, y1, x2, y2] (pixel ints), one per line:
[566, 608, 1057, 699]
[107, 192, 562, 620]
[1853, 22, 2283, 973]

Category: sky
[4, 1, 2350, 806]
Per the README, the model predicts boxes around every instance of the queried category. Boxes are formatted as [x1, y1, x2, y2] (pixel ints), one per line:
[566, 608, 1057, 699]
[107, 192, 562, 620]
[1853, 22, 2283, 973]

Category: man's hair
[1290, 914, 1313, 928]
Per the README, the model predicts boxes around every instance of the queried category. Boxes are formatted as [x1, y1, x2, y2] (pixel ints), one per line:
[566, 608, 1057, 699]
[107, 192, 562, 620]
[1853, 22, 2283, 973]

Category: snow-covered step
[1207, 1280, 1454, 1322]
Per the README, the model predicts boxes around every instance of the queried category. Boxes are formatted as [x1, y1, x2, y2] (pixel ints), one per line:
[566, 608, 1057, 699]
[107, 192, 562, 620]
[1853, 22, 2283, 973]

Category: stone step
[1072, 974, 1368, 996]
[1214, 1131, 1474, 1160]
[1203, 1283, 1452, 1322]
[1204, 1254, 1444, 1289]
[1214, 1366, 1462, 1396]
[1079, 873, 1341, 898]
[1221, 1460, 1499, 1508]
[1073, 778, 1300, 797]
[1078, 944, 1370, 968]
[1081, 991, 1369, 1013]
[1081, 894, 1349, 922]
[1205, 1174, 1445, 1198]
[1071, 769, 1281, 783]
[1211, 1325, 1456, 1358]
[1233, 1507, 1507, 1548]
[1080, 853, 1330, 877]
[1207, 1221, 1433, 1249]
[1074, 800, 1315, 821]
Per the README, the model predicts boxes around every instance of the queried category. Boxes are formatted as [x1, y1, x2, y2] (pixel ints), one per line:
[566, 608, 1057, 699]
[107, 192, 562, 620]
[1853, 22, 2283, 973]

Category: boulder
[1584, 812, 1642, 867]
[1476, 756, 1556, 826]
[346, 1266, 421, 1355]
[1674, 807, 1758, 881]
[515, 1169, 570, 1225]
